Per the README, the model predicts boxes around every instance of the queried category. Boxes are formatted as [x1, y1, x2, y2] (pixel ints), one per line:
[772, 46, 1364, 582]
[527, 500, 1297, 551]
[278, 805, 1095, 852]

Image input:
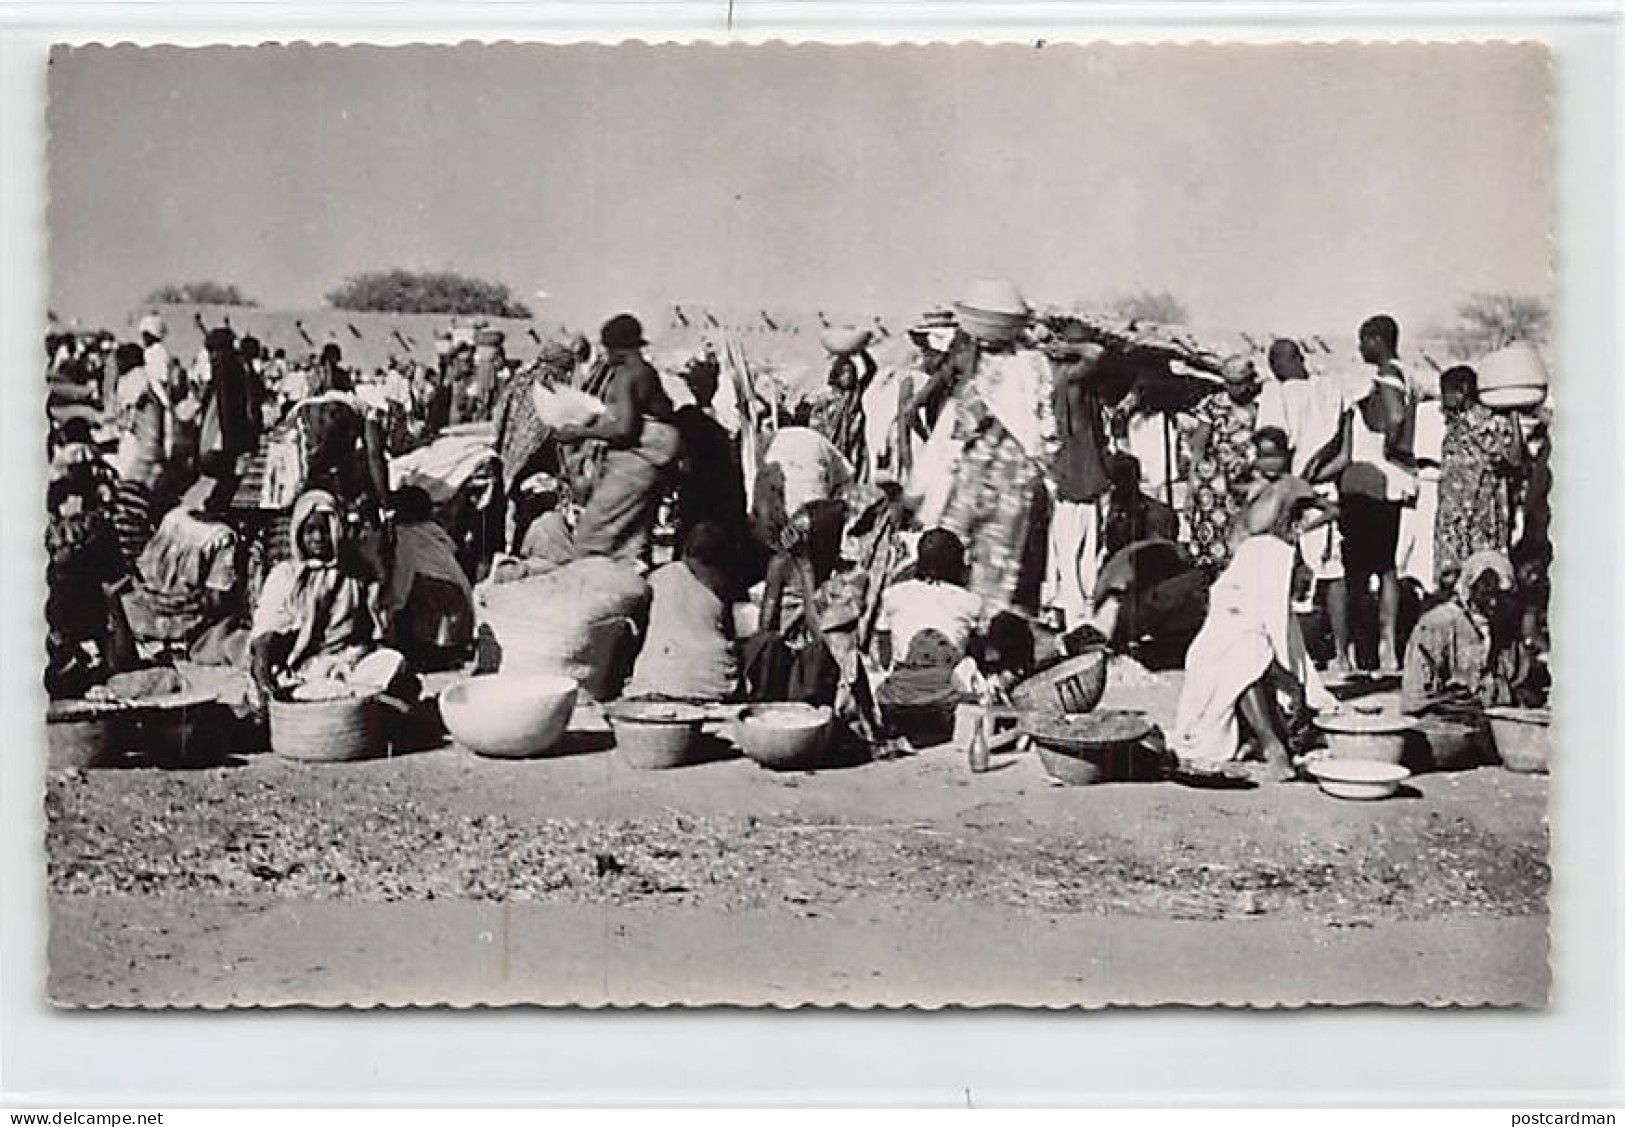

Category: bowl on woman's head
[439, 673, 579, 758]
[735, 703, 833, 770]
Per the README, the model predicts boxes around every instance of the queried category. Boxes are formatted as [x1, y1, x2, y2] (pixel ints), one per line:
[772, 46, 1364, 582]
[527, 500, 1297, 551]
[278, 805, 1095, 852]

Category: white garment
[1348, 387, 1418, 502]
[1297, 498, 1345, 582]
[1172, 535, 1333, 764]
[972, 348, 1057, 459]
[1125, 413, 1173, 496]
[880, 579, 984, 662]
[1257, 376, 1348, 477]
[1044, 498, 1102, 630]
[763, 426, 853, 518]
[1397, 399, 1443, 591]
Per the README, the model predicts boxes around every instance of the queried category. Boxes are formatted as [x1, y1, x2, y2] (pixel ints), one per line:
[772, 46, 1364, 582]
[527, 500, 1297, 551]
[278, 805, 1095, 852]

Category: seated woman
[624, 521, 741, 702]
[1171, 481, 1336, 782]
[382, 487, 476, 672]
[740, 499, 848, 706]
[46, 463, 137, 699]
[248, 490, 411, 715]
[122, 471, 247, 666]
[872, 529, 986, 747]
[1402, 550, 1546, 719]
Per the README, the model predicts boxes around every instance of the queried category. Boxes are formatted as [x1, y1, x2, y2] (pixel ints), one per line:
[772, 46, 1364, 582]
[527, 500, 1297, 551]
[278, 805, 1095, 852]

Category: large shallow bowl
[1026, 710, 1157, 786]
[440, 673, 578, 758]
[604, 699, 708, 770]
[46, 698, 131, 770]
[735, 703, 832, 771]
[1485, 707, 1551, 774]
[1307, 758, 1411, 801]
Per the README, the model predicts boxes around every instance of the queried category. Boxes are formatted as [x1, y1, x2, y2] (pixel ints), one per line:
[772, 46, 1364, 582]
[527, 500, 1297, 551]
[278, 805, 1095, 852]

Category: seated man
[122, 471, 247, 666]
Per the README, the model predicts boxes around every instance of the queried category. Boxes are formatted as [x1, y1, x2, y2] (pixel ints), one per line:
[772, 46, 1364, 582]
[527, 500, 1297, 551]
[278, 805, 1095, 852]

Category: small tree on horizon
[1445, 292, 1551, 360]
[326, 269, 532, 318]
[144, 281, 259, 307]
[1106, 289, 1190, 326]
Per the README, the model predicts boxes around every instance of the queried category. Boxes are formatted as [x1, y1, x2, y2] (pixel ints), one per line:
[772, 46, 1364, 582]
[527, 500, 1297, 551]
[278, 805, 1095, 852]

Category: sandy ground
[45, 667, 1551, 1009]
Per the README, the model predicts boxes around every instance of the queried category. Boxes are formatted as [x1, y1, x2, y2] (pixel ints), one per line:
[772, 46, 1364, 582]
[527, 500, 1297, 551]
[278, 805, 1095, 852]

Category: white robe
[1172, 535, 1333, 764]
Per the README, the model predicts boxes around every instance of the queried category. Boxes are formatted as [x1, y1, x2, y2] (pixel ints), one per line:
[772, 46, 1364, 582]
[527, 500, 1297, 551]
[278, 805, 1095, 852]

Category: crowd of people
[43, 279, 1554, 779]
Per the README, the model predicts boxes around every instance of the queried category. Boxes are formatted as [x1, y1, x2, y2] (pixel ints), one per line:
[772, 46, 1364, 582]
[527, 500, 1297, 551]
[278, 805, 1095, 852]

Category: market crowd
[44, 279, 1553, 777]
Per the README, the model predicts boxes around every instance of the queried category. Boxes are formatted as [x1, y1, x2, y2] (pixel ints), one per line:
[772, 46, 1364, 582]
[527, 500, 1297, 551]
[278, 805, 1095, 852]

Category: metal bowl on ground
[1484, 707, 1551, 774]
[1011, 649, 1109, 716]
[439, 673, 579, 758]
[46, 698, 131, 770]
[603, 699, 709, 770]
[1314, 710, 1414, 765]
[1024, 709, 1155, 786]
[1404, 717, 1484, 774]
[735, 703, 833, 770]
[1307, 757, 1411, 800]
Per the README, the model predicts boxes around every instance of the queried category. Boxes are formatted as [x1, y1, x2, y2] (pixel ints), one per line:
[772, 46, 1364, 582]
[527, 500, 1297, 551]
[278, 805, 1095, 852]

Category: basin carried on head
[440, 673, 579, 758]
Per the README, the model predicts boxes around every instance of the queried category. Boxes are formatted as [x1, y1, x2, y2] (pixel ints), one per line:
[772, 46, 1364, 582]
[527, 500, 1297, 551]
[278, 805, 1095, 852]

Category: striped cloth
[111, 478, 154, 569]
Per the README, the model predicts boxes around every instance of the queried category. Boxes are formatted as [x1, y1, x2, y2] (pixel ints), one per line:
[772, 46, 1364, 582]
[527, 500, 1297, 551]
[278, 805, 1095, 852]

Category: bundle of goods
[528, 384, 605, 430]
[476, 556, 651, 701]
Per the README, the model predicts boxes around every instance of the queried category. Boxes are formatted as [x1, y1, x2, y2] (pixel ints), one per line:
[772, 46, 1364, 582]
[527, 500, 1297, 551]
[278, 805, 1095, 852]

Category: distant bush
[1108, 290, 1189, 326]
[1445, 293, 1550, 359]
[326, 269, 532, 318]
[144, 281, 259, 307]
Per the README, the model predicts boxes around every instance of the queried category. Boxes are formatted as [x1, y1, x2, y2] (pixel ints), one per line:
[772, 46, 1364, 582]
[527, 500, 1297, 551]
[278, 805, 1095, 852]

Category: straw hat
[954, 279, 1030, 344]
[138, 313, 167, 341]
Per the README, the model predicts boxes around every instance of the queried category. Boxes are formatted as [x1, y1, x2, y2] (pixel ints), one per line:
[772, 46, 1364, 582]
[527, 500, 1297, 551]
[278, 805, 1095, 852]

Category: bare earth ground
[45, 669, 1550, 1008]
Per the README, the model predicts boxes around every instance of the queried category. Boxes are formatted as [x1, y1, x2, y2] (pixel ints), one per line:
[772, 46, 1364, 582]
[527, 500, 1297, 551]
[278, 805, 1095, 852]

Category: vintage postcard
[42, 40, 1552, 1008]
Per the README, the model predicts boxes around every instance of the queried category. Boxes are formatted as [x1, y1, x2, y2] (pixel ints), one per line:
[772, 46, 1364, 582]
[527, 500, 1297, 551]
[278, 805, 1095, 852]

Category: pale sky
[47, 41, 1551, 336]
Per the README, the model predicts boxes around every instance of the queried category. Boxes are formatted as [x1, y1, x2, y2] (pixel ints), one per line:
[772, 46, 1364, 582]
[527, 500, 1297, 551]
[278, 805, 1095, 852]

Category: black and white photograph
[41, 40, 1554, 1008]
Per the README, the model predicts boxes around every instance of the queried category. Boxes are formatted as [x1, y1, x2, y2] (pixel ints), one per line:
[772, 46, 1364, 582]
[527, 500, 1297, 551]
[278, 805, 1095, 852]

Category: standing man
[1044, 330, 1112, 631]
[1312, 314, 1416, 674]
[1261, 337, 1354, 675]
[197, 326, 259, 513]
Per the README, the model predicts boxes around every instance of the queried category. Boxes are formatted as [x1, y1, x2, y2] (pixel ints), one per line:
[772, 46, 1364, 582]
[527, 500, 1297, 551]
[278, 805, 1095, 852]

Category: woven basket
[1011, 650, 1108, 715]
[269, 692, 386, 762]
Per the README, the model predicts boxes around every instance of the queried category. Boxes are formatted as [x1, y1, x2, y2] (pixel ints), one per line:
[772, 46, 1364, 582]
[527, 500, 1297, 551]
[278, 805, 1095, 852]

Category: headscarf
[1457, 550, 1514, 602]
[251, 490, 372, 670]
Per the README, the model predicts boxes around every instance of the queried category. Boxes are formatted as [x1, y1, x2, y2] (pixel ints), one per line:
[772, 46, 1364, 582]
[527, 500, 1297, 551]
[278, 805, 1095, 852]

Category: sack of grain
[476, 556, 651, 701]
